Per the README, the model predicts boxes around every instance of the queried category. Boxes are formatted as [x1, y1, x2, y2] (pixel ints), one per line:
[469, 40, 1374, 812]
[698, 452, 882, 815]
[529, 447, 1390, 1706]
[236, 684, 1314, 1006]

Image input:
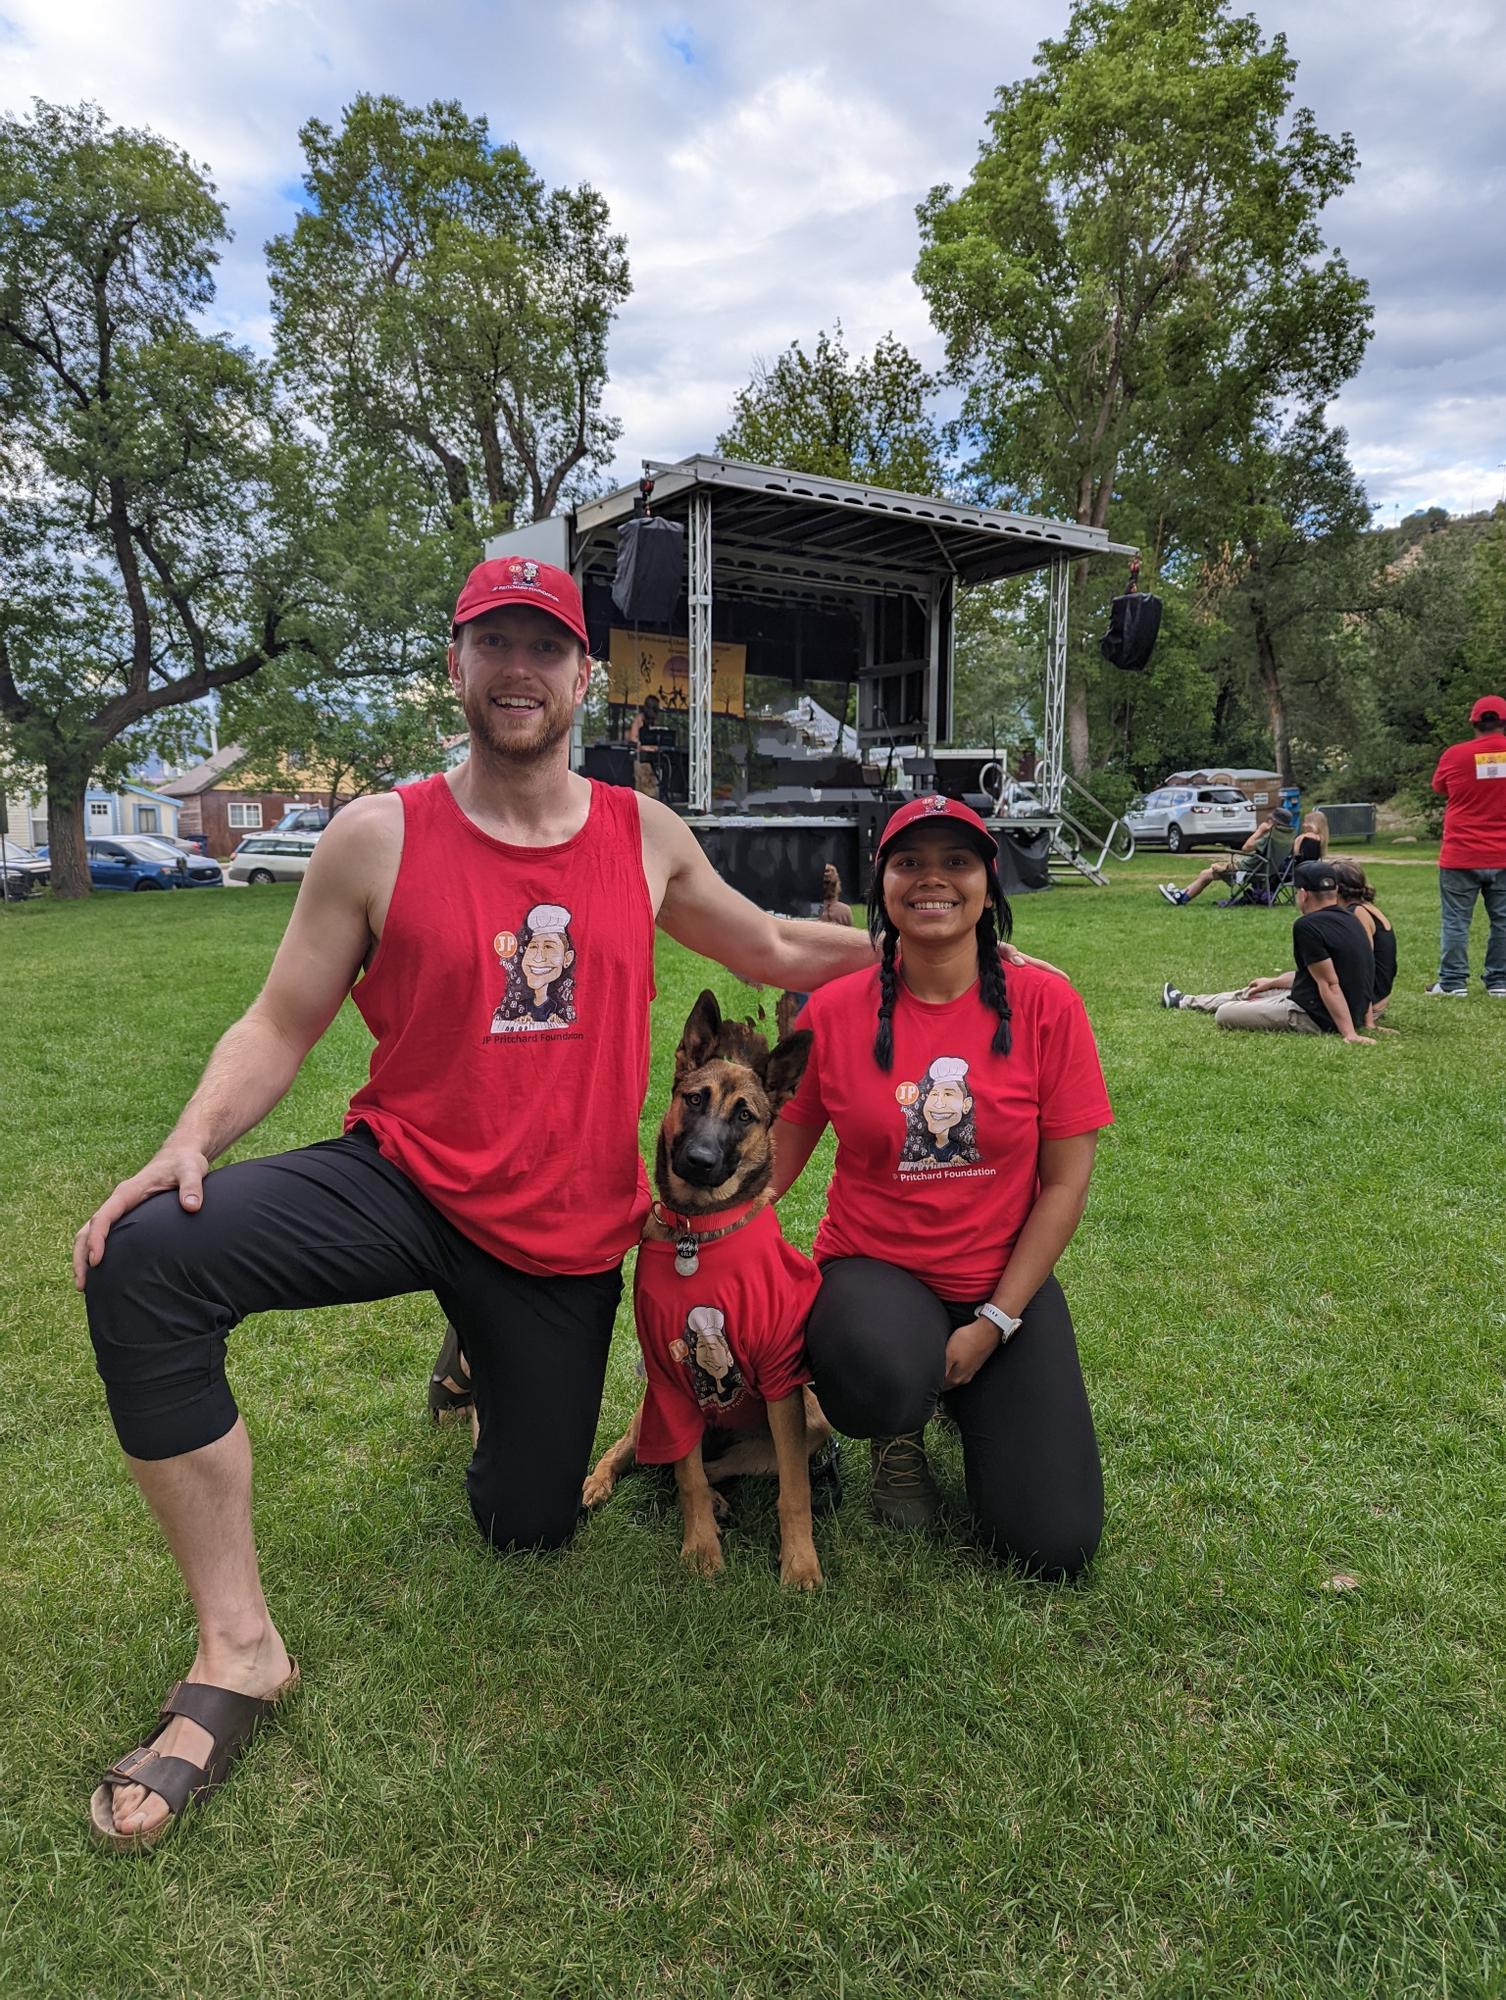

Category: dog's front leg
[767, 1391, 823, 1591]
[582, 1400, 643, 1509]
[674, 1441, 724, 1578]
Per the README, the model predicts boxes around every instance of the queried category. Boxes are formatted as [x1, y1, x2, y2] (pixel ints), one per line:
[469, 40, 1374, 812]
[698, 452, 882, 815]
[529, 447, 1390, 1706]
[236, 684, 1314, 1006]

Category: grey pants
[1438, 866, 1506, 989]
[1178, 989, 1322, 1032]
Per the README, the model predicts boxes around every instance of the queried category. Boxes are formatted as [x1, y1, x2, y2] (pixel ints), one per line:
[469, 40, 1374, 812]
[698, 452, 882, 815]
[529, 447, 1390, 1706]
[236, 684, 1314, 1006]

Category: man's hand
[944, 1317, 1001, 1390]
[1343, 1033, 1377, 1047]
[1243, 976, 1281, 997]
[1003, 944, 1068, 980]
[73, 1144, 210, 1290]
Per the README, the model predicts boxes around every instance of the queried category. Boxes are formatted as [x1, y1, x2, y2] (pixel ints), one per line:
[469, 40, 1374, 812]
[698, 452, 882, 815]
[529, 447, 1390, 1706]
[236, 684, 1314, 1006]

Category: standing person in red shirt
[70, 557, 906, 1850]
[772, 798, 1113, 1579]
[1427, 695, 1506, 997]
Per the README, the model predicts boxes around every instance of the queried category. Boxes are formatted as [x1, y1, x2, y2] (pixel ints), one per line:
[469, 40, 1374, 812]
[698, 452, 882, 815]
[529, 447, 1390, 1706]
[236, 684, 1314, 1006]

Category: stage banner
[608, 629, 746, 718]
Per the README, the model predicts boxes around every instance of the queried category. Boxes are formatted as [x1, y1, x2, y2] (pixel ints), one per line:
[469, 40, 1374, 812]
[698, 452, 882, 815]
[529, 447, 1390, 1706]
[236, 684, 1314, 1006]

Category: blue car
[40, 836, 191, 891]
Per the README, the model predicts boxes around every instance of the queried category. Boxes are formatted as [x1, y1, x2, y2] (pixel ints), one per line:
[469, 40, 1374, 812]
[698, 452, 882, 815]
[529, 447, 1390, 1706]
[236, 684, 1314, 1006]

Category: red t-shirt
[634, 1205, 820, 1465]
[1432, 733, 1506, 868]
[781, 964, 1113, 1302]
[346, 775, 654, 1275]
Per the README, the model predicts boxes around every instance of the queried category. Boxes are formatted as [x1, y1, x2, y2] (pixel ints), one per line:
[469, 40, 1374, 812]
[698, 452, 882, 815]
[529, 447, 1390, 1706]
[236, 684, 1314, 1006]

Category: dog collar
[651, 1192, 771, 1276]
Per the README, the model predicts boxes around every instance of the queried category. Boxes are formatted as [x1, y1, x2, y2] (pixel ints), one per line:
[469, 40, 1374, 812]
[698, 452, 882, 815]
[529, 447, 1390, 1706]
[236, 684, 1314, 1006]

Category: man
[1159, 860, 1375, 1042]
[76, 557, 903, 1848]
[626, 691, 666, 797]
[1426, 695, 1506, 997]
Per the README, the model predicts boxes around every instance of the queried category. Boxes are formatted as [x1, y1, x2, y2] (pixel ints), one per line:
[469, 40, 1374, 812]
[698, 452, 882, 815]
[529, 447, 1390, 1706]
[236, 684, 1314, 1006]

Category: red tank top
[345, 774, 654, 1274]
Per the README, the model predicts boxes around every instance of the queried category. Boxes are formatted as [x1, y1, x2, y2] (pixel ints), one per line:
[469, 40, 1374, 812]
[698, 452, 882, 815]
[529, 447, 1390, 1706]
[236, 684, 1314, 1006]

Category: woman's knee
[467, 1463, 581, 1555]
[805, 1259, 945, 1436]
[972, 1498, 1102, 1582]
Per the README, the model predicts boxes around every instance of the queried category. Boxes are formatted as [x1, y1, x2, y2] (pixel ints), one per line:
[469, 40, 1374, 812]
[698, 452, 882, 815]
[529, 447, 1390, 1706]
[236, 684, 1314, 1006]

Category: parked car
[226, 833, 321, 885]
[272, 804, 332, 834]
[39, 836, 184, 891]
[1125, 785, 1256, 853]
[126, 835, 224, 887]
[0, 839, 51, 898]
[151, 829, 211, 856]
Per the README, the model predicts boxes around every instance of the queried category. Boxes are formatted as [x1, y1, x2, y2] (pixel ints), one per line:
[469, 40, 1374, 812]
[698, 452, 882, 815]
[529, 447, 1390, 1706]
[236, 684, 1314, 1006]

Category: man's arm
[1307, 956, 1373, 1043]
[1245, 970, 1295, 995]
[73, 798, 393, 1286]
[1431, 748, 1452, 797]
[644, 799, 875, 989]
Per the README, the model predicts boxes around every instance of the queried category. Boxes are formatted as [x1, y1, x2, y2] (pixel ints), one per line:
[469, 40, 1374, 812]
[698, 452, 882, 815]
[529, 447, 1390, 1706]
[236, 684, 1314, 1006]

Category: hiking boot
[869, 1432, 941, 1532]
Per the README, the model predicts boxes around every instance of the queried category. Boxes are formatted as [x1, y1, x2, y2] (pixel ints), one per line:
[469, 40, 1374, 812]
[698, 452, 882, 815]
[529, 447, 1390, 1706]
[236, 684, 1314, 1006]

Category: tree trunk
[1249, 592, 1294, 787]
[44, 758, 94, 899]
[1068, 681, 1092, 780]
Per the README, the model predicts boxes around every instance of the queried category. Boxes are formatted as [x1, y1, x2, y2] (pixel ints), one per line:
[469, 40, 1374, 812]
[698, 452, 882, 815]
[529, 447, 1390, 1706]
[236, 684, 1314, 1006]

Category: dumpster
[1316, 802, 1376, 844]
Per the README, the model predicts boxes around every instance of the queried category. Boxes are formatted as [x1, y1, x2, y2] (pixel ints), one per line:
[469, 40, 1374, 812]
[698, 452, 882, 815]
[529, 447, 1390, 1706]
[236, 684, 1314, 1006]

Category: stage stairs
[1046, 776, 1135, 886]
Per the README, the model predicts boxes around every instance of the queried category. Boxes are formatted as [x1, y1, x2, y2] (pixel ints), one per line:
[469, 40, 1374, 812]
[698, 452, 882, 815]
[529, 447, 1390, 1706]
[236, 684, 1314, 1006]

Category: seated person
[1158, 808, 1293, 905]
[1159, 860, 1375, 1041]
[1331, 856, 1396, 1024]
[1294, 809, 1329, 863]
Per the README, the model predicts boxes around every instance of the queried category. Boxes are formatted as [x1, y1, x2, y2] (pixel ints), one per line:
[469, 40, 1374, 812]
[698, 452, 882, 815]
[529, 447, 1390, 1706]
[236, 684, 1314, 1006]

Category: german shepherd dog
[582, 990, 833, 1588]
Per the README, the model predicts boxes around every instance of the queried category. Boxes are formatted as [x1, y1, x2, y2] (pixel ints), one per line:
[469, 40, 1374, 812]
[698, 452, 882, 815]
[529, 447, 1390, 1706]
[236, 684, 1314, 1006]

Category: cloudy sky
[4, 0, 1503, 520]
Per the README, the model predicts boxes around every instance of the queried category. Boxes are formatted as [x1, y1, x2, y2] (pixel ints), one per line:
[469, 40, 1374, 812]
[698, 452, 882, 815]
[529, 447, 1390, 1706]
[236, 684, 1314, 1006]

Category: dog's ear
[676, 989, 723, 1077]
[757, 1028, 813, 1111]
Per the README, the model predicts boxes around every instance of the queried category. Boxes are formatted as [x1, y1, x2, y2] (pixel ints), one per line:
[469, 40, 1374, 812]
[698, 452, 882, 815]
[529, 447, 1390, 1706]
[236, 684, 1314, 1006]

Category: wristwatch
[976, 1302, 1023, 1343]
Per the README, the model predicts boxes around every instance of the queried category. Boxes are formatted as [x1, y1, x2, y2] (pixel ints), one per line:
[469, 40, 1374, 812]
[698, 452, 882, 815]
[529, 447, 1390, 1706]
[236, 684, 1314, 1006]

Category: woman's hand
[1002, 944, 1068, 981]
[943, 1316, 1000, 1389]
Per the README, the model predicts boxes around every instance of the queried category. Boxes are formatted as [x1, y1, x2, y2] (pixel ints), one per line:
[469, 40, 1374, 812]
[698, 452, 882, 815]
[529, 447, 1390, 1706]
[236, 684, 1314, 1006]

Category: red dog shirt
[634, 1203, 821, 1465]
[780, 962, 1113, 1302]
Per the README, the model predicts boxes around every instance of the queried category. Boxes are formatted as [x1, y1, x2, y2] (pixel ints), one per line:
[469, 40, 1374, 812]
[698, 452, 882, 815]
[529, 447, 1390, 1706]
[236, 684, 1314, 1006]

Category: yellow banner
[607, 629, 746, 719]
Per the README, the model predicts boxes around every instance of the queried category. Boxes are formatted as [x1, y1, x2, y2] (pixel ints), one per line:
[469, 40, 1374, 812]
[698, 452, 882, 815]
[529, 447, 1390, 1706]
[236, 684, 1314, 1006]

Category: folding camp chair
[1218, 825, 1296, 907]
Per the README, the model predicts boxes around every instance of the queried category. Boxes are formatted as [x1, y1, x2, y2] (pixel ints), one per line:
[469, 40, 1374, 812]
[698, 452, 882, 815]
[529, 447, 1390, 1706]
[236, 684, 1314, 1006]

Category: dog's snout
[681, 1138, 723, 1172]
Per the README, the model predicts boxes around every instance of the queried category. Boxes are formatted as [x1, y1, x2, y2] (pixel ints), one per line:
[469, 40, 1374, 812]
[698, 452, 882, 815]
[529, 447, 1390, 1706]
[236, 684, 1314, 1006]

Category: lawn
[1, 844, 1503, 1998]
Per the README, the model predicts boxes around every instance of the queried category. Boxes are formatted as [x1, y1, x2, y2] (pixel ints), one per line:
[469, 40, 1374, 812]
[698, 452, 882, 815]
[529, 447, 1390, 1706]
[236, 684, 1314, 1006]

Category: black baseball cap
[1294, 860, 1338, 893]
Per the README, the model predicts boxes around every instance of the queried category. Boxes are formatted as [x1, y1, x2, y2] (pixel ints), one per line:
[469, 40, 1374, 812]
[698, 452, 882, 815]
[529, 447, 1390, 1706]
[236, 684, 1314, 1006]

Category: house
[2, 779, 182, 850]
[156, 747, 348, 856]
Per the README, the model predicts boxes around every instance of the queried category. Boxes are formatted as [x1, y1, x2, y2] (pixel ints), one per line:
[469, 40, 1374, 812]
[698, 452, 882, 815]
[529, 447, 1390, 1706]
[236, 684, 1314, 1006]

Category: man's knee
[467, 1465, 581, 1555]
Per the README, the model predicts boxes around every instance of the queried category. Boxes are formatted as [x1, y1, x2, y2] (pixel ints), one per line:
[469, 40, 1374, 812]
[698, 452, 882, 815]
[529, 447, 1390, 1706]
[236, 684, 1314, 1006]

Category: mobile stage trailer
[486, 456, 1134, 901]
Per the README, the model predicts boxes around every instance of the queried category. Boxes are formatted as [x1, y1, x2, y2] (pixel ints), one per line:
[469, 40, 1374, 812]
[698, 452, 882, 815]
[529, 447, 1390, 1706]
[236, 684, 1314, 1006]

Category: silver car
[1125, 784, 1255, 854]
[226, 832, 321, 884]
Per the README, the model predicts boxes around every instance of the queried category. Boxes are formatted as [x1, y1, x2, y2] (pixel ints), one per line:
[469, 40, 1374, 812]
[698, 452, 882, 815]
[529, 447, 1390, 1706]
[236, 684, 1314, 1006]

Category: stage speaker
[612, 517, 684, 623]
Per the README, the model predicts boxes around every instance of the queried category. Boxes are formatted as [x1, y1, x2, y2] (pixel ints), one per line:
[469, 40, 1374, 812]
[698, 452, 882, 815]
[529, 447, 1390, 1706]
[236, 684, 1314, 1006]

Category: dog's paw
[581, 1468, 616, 1510]
[709, 1488, 731, 1524]
[680, 1532, 724, 1579]
[780, 1544, 823, 1592]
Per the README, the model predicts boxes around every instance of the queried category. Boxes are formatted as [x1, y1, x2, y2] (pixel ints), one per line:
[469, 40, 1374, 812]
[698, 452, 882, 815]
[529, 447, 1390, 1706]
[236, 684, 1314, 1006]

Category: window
[228, 802, 263, 829]
[237, 838, 271, 854]
[135, 806, 159, 834]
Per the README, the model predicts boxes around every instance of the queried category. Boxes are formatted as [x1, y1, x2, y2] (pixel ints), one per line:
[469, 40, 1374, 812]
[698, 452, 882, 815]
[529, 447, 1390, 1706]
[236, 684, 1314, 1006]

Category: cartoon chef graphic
[489, 903, 578, 1032]
[670, 1305, 746, 1412]
[898, 1055, 981, 1168]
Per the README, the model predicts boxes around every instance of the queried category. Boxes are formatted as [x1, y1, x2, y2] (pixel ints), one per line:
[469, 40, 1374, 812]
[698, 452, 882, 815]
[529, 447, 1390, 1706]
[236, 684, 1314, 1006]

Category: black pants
[805, 1258, 1102, 1580]
[84, 1128, 622, 1552]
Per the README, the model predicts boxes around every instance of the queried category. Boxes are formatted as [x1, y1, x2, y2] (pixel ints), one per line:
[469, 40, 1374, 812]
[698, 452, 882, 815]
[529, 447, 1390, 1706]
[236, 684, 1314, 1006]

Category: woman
[772, 796, 1113, 1579]
[1293, 809, 1329, 864]
[1331, 856, 1397, 1024]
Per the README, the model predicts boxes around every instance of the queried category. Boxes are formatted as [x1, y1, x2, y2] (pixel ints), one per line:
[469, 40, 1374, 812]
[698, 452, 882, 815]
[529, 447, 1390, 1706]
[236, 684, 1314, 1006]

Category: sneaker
[869, 1432, 941, 1532]
[1424, 984, 1468, 998]
[1157, 883, 1181, 905]
[1487, 986, 1506, 999]
[1161, 981, 1185, 1009]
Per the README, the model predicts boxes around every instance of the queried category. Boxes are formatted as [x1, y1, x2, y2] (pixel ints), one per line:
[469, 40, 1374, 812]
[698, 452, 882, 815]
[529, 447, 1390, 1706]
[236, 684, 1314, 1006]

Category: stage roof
[570, 455, 1134, 603]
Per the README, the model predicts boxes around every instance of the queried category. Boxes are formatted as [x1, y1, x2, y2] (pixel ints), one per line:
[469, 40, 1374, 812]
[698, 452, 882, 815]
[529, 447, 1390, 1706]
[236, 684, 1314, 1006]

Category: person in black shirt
[1160, 861, 1375, 1041]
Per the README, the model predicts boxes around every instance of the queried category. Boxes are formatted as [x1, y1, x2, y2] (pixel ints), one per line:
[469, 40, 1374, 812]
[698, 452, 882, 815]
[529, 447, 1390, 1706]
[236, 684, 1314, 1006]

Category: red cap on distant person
[1470, 695, 1506, 723]
[452, 558, 589, 649]
[876, 793, 995, 856]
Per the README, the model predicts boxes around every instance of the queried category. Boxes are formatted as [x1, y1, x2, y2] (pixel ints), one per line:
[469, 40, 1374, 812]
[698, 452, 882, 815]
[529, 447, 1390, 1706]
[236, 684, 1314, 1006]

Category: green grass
[2, 852, 1504, 1998]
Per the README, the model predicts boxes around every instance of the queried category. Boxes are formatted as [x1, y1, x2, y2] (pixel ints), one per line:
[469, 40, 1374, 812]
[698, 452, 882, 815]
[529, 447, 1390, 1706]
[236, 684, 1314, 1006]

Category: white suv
[226, 833, 321, 884]
[1125, 785, 1255, 854]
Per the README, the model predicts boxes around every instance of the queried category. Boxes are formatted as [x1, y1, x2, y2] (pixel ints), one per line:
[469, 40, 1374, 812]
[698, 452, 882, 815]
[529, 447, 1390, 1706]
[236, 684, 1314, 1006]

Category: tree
[717, 326, 946, 494]
[267, 95, 630, 537]
[915, 0, 1371, 775]
[222, 671, 461, 811]
[0, 101, 323, 897]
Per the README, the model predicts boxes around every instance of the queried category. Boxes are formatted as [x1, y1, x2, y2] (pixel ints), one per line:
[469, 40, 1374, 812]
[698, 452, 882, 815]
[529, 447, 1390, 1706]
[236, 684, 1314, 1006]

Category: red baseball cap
[1470, 695, 1506, 723]
[876, 793, 996, 858]
[452, 558, 589, 649]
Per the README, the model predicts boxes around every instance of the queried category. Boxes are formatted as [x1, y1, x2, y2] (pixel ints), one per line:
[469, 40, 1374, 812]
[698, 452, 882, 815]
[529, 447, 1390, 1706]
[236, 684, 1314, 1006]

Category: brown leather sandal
[88, 1664, 300, 1852]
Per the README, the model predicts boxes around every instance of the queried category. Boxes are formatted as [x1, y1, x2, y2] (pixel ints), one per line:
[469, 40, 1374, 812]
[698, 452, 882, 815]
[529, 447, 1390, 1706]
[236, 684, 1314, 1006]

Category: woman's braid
[975, 906, 1013, 1057]
[872, 922, 900, 1070]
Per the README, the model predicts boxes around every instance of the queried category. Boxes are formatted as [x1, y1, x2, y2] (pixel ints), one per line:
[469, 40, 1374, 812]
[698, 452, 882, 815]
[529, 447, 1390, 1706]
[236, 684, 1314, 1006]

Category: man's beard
[463, 685, 575, 767]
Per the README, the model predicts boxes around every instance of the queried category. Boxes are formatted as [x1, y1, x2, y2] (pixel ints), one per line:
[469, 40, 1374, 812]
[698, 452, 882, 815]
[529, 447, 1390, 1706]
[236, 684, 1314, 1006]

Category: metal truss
[687, 489, 713, 814]
[1041, 559, 1070, 814]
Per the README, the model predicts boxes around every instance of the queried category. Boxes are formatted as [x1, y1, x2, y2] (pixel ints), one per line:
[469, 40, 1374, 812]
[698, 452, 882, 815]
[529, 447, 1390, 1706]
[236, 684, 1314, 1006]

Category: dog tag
[675, 1234, 700, 1277]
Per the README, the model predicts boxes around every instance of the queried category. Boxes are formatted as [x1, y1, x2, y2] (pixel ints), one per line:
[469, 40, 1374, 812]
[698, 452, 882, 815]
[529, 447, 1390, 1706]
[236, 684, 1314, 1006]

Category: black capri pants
[84, 1127, 621, 1553]
[805, 1258, 1102, 1581]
